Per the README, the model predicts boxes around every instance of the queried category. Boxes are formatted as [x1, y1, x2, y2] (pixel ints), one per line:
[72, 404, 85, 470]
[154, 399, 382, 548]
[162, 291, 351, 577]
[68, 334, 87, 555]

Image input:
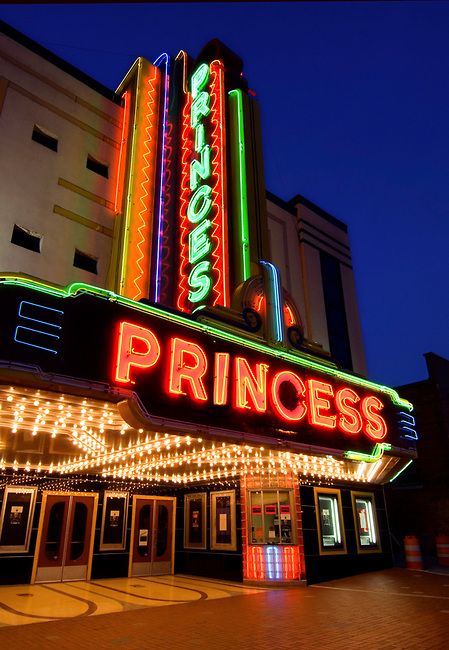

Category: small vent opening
[73, 249, 98, 274]
[32, 125, 58, 152]
[86, 155, 109, 178]
[11, 224, 42, 253]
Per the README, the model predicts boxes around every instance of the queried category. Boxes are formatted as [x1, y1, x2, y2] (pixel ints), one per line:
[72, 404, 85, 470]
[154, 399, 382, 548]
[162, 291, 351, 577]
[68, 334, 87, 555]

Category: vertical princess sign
[177, 60, 229, 313]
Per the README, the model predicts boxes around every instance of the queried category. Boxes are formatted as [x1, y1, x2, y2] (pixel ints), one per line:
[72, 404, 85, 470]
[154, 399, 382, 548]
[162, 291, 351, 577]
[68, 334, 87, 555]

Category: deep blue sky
[1, 2, 448, 389]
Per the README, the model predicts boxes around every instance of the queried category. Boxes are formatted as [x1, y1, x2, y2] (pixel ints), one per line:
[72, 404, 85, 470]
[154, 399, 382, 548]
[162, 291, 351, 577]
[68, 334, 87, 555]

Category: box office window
[314, 488, 346, 554]
[351, 492, 381, 553]
[248, 490, 294, 545]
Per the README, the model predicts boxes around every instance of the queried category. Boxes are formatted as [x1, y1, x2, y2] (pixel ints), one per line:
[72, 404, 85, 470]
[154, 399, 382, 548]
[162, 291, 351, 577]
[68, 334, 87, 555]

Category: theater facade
[0, 27, 417, 585]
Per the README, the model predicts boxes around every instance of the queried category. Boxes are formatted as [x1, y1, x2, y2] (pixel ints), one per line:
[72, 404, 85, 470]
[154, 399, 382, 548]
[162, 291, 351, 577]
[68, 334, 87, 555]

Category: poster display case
[0, 485, 37, 553]
[99, 491, 129, 551]
[351, 491, 381, 553]
[210, 490, 236, 551]
[184, 493, 207, 549]
[314, 487, 347, 555]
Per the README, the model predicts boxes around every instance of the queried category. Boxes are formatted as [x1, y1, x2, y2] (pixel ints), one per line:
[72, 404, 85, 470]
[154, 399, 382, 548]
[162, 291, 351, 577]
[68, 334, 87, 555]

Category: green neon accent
[190, 145, 211, 191]
[189, 219, 212, 264]
[188, 261, 212, 303]
[344, 442, 392, 463]
[228, 89, 250, 281]
[389, 459, 413, 483]
[0, 275, 413, 412]
[187, 185, 212, 223]
[191, 92, 210, 128]
[191, 63, 209, 98]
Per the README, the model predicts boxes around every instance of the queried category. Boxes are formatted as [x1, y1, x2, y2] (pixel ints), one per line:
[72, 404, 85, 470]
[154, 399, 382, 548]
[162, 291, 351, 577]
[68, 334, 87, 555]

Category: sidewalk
[0, 569, 448, 649]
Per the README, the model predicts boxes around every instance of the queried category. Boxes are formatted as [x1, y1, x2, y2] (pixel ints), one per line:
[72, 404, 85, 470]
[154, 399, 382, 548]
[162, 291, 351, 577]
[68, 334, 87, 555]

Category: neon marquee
[114, 320, 388, 444]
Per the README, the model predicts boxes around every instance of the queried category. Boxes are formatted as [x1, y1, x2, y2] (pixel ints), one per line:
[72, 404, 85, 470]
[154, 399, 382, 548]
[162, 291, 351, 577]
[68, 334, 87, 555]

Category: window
[86, 155, 109, 178]
[11, 224, 42, 253]
[248, 490, 294, 545]
[320, 251, 353, 370]
[314, 488, 346, 554]
[73, 249, 98, 274]
[351, 492, 381, 553]
[32, 124, 58, 152]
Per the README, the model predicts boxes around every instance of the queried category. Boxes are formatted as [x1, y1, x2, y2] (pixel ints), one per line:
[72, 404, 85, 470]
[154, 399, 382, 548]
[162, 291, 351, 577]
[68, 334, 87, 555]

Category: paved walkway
[0, 569, 448, 648]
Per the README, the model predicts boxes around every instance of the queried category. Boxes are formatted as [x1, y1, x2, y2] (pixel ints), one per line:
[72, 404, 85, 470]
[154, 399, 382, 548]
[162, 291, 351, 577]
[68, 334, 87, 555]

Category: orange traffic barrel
[436, 535, 449, 567]
[404, 535, 423, 570]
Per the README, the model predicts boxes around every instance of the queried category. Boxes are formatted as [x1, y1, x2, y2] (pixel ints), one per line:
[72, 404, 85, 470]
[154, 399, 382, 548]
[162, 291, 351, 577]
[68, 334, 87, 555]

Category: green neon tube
[344, 443, 392, 463]
[229, 89, 250, 282]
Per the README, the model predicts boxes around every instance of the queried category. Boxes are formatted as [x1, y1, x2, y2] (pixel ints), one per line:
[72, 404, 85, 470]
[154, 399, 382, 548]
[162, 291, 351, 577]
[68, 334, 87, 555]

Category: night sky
[1, 2, 448, 390]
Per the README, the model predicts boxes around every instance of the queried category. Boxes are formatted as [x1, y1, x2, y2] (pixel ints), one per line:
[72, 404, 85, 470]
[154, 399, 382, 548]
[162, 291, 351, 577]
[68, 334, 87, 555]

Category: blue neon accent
[18, 301, 63, 329]
[265, 546, 274, 580]
[260, 261, 284, 342]
[152, 53, 170, 303]
[15, 300, 64, 354]
[14, 326, 60, 354]
[265, 545, 282, 580]
[398, 411, 418, 440]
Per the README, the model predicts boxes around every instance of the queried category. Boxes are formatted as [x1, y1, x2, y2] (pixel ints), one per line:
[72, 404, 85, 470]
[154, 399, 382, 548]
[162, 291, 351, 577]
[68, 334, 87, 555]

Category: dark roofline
[0, 20, 121, 105]
[266, 190, 296, 216]
[288, 194, 348, 233]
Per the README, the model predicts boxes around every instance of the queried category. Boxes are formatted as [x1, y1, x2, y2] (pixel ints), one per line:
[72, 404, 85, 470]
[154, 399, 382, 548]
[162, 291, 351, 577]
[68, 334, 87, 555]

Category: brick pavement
[0, 569, 448, 649]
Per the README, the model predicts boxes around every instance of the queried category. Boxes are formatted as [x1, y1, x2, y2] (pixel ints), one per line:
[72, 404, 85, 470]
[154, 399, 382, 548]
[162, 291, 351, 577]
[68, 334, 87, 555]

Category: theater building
[0, 21, 417, 586]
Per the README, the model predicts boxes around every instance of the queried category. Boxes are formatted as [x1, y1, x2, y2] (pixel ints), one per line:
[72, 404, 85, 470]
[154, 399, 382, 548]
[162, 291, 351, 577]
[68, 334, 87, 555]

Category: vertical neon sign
[177, 60, 229, 312]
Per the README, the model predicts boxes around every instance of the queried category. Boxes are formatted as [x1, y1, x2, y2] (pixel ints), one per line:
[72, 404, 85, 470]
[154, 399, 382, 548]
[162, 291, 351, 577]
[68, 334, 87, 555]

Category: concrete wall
[0, 30, 122, 288]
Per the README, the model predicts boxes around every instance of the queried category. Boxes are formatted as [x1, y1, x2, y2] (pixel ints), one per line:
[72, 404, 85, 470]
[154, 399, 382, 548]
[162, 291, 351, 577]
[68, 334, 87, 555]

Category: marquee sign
[0, 279, 415, 457]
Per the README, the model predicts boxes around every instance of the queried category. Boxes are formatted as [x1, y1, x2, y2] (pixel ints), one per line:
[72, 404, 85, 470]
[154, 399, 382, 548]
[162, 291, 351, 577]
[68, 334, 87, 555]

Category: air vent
[11, 224, 42, 253]
[86, 155, 109, 178]
[32, 124, 58, 152]
[73, 249, 98, 274]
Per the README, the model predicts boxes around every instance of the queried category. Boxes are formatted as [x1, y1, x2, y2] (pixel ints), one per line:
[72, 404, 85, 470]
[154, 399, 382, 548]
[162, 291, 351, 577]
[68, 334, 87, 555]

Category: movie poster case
[99, 491, 129, 551]
[0, 485, 37, 553]
[210, 490, 236, 551]
[184, 493, 207, 549]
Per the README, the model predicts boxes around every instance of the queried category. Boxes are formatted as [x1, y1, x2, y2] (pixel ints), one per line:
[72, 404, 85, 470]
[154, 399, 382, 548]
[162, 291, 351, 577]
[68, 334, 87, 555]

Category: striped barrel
[404, 535, 423, 570]
[436, 535, 449, 567]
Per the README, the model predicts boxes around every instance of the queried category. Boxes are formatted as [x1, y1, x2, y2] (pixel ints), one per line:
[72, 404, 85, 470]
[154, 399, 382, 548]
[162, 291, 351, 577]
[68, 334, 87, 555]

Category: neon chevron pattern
[123, 64, 160, 301]
[209, 60, 229, 308]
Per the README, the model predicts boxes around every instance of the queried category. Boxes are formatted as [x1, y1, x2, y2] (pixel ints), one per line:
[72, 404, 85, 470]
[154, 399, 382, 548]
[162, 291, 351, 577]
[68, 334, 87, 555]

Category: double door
[32, 492, 98, 583]
[129, 496, 175, 577]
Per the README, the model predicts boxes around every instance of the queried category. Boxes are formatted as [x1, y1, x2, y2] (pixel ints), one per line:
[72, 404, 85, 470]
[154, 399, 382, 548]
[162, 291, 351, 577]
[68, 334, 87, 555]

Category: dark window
[32, 124, 58, 152]
[11, 224, 42, 253]
[320, 251, 353, 370]
[86, 155, 109, 178]
[73, 249, 98, 274]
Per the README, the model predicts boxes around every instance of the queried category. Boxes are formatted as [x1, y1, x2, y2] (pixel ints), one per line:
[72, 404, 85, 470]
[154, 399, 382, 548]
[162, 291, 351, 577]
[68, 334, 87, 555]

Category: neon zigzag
[129, 69, 158, 301]
[176, 93, 193, 312]
[160, 119, 173, 303]
[209, 60, 229, 308]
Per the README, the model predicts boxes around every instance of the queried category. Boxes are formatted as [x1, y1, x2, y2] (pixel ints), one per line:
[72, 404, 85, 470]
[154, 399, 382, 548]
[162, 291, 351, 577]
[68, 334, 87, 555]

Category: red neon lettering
[115, 321, 160, 384]
[307, 379, 336, 429]
[168, 338, 208, 401]
[361, 395, 387, 441]
[213, 352, 230, 405]
[235, 357, 268, 412]
[335, 387, 362, 435]
[271, 371, 307, 422]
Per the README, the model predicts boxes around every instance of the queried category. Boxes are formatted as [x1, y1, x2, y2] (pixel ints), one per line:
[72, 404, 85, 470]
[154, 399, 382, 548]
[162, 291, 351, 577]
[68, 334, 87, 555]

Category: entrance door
[32, 492, 98, 583]
[129, 496, 175, 577]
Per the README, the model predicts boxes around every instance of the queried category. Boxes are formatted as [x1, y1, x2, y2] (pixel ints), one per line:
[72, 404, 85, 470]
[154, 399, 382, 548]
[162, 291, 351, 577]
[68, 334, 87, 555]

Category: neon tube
[152, 53, 170, 303]
[228, 89, 250, 282]
[260, 260, 284, 342]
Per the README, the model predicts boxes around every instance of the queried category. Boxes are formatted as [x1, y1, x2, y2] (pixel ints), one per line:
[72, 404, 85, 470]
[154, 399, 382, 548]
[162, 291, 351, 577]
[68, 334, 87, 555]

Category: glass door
[32, 492, 98, 583]
[129, 496, 175, 577]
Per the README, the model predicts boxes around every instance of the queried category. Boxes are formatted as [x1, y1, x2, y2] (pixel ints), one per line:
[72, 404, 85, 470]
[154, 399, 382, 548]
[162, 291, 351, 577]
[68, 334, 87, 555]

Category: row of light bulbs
[0, 385, 378, 485]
